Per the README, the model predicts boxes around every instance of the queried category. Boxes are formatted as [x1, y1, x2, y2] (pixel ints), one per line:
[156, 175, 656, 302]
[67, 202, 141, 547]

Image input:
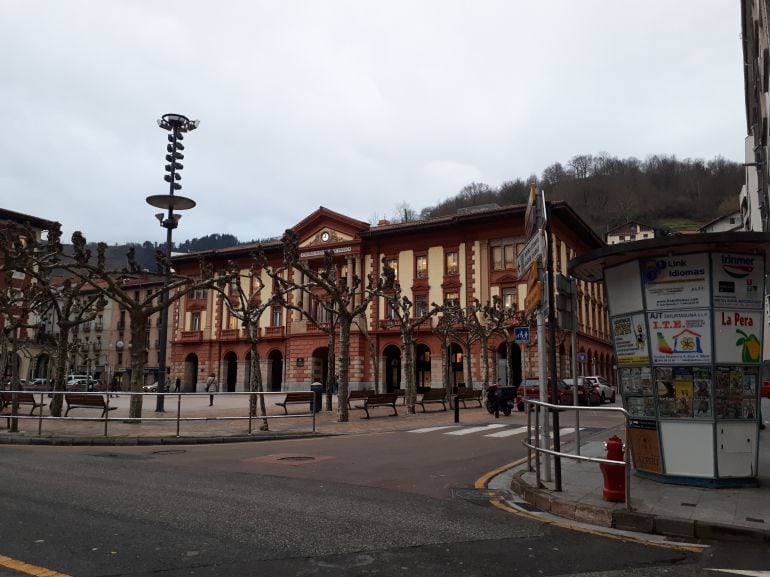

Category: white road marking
[446, 424, 507, 435]
[407, 426, 459, 433]
[706, 571, 770, 576]
[485, 426, 529, 438]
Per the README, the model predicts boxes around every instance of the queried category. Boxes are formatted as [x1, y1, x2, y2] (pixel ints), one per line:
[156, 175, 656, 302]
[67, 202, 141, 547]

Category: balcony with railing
[263, 326, 285, 339]
[378, 319, 400, 331]
[180, 330, 203, 342]
[219, 328, 241, 340]
[305, 321, 332, 334]
[94, 323, 103, 332]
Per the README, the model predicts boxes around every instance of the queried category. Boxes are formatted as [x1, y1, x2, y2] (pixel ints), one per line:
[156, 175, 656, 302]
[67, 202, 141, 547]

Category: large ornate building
[169, 204, 613, 393]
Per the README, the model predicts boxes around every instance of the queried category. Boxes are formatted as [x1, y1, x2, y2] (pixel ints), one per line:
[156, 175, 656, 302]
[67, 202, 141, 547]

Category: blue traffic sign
[514, 326, 530, 344]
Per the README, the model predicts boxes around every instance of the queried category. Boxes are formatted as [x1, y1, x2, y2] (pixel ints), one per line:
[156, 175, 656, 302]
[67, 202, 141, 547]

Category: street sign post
[517, 232, 541, 277]
[578, 352, 587, 364]
[514, 326, 530, 345]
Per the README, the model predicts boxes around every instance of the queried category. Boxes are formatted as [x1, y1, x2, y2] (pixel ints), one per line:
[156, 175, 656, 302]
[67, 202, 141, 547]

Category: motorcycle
[485, 384, 516, 416]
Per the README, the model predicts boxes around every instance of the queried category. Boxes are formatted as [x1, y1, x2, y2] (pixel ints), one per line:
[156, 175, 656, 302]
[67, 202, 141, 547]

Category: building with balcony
[169, 204, 613, 393]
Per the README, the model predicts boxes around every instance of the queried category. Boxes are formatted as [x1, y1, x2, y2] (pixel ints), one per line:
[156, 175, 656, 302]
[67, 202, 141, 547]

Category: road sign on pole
[514, 326, 530, 344]
[578, 352, 587, 364]
[517, 232, 542, 277]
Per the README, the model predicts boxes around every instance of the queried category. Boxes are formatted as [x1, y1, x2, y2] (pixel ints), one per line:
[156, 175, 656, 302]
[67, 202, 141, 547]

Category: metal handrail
[523, 398, 632, 510]
[0, 389, 317, 438]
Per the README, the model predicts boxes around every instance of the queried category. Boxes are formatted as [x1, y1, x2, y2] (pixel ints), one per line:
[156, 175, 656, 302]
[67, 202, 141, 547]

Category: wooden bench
[360, 393, 398, 419]
[346, 389, 373, 409]
[417, 388, 447, 412]
[64, 393, 117, 418]
[275, 391, 315, 414]
[0, 391, 47, 416]
[393, 389, 406, 405]
[454, 388, 483, 408]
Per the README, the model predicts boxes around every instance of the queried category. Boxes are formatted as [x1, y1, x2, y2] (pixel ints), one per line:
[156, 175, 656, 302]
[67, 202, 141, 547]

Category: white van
[563, 376, 615, 403]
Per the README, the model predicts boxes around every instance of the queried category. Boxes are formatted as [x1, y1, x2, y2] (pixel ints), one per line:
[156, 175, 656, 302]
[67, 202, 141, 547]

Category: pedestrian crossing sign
[514, 326, 530, 344]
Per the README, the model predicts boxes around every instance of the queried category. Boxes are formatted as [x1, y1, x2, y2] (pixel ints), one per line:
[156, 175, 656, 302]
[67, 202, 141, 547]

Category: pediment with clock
[292, 206, 370, 249]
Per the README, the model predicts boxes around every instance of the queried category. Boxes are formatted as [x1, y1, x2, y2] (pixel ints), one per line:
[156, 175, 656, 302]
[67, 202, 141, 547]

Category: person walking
[110, 375, 120, 398]
[205, 372, 217, 406]
[174, 377, 181, 392]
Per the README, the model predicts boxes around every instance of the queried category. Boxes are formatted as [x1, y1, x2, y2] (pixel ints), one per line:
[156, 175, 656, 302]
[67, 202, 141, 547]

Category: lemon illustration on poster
[714, 309, 763, 364]
[711, 253, 764, 310]
[642, 254, 710, 310]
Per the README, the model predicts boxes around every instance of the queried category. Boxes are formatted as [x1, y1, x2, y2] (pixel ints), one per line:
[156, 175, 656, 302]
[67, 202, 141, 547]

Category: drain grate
[513, 501, 541, 512]
[152, 449, 187, 455]
[451, 488, 510, 501]
[278, 456, 315, 462]
[746, 517, 765, 524]
[681, 502, 697, 507]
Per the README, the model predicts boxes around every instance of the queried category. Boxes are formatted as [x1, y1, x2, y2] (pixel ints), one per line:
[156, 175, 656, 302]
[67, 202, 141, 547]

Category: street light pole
[147, 113, 199, 413]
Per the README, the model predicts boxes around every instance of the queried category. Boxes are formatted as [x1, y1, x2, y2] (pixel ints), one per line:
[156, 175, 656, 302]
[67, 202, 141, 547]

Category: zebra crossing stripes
[445, 424, 507, 436]
[407, 424, 585, 438]
[485, 426, 529, 438]
[407, 426, 459, 434]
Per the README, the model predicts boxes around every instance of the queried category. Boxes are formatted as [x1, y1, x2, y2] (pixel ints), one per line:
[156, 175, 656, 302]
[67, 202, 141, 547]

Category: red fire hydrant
[599, 435, 625, 502]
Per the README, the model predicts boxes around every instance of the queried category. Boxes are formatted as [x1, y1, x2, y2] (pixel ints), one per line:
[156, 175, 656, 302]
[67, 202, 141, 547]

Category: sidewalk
[501, 407, 770, 542]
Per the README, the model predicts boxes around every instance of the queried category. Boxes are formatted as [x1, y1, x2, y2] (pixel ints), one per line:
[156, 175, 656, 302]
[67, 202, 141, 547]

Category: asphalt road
[0, 413, 767, 576]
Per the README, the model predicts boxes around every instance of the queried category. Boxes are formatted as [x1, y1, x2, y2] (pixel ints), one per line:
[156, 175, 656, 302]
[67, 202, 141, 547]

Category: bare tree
[378, 259, 441, 412]
[281, 229, 380, 422]
[211, 254, 292, 430]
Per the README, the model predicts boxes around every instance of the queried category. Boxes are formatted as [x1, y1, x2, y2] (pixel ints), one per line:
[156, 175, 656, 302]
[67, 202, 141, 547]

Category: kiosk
[569, 232, 769, 487]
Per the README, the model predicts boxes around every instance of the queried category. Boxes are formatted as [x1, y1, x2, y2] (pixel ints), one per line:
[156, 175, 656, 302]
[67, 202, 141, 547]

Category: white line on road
[485, 426, 529, 438]
[407, 426, 459, 433]
[446, 424, 507, 435]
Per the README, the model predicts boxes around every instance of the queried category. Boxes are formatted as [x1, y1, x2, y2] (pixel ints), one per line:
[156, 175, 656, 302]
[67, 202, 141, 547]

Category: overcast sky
[0, 1, 746, 245]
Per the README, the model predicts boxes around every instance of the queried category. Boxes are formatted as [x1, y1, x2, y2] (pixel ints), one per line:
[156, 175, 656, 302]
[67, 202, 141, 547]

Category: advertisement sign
[711, 253, 764, 310]
[642, 253, 710, 310]
[714, 309, 763, 364]
[605, 261, 644, 316]
[628, 421, 663, 474]
[647, 309, 711, 364]
[612, 313, 649, 365]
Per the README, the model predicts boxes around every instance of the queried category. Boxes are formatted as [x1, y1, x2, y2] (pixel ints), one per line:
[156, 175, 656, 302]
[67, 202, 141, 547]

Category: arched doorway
[311, 347, 329, 389]
[33, 353, 51, 379]
[496, 342, 522, 387]
[184, 354, 199, 392]
[268, 350, 283, 392]
[224, 351, 238, 392]
[383, 345, 401, 392]
[415, 344, 431, 389]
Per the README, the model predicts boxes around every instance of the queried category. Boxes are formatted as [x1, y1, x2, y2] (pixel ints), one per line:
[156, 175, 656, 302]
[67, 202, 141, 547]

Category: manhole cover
[278, 456, 315, 462]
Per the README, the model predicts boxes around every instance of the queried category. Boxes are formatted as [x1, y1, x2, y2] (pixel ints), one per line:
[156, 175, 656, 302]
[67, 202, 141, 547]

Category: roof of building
[0, 207, 59, 230]
[605, 220, 656, 236]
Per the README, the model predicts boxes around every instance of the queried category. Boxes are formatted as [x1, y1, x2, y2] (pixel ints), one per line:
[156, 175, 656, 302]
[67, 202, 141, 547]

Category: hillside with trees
[418, 153, 743, 234]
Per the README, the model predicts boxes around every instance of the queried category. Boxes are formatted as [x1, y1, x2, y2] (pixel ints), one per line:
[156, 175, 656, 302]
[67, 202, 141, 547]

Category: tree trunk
[480, 339, 490, 388]
[506, 340, 515, 388]
[8, 334, 20, 432]
[337, 317, 351, 422]
[403, 333, 416, 414]
[127, 312, 148, 420]
[325, 327, 336, 411]
[249, 338, 268, 430]
[464, 344, 473, 389]
[49, 326, 72, 416]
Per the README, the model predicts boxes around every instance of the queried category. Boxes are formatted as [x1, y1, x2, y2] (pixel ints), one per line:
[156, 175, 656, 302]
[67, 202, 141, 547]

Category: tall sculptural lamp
[146, 113, 199, 412]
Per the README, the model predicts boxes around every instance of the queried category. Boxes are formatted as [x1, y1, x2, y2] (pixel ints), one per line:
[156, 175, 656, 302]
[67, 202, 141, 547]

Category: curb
[0, 431, 333, 447]
[510, 469, 770, 543]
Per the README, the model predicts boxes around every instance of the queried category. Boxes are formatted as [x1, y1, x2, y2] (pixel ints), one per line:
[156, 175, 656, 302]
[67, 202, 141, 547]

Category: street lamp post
[146, 113, 199, 412]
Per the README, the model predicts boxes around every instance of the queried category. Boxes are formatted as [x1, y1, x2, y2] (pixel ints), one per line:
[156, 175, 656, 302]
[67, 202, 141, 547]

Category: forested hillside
[420, 153, 743, 234]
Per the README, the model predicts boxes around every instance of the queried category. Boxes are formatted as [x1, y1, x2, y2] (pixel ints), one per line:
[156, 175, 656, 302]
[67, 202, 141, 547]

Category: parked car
[761, 380, 770, 399]
[561, 379, 602, 406]
[516, 378, 559, 412]
[27, 378, 50, 391]
[143, 382, 159, 392]
[66, 377, 97, 391]
[582, 375, 616, 403]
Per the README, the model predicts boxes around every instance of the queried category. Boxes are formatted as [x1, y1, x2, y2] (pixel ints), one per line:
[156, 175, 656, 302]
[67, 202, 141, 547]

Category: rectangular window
[272, 306, 282, 327]
[445, 292, 459, 307]
[492, 246, 503, 270]
[386, 300, 398, 320]
[384, 258, 398, 280]
[192, 288, 208, 301]
[228, 312, 240, 330]
[415, 295, 428, 318]
[504, 244, 514, 269]
[502, 287, 517, 310]
[415, 255, 428, 278]
[190, 312, 201, 331]
[492, 244, 515, 271]
[445, 251, 459, 275]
